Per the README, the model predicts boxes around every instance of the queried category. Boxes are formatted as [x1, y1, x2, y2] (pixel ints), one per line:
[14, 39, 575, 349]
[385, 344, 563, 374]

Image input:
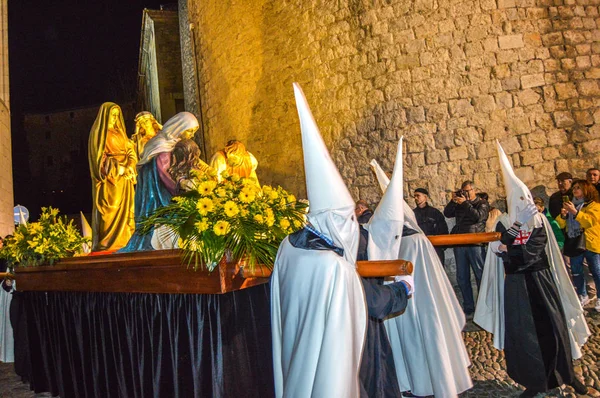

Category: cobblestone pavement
[0, 310, 598, 398]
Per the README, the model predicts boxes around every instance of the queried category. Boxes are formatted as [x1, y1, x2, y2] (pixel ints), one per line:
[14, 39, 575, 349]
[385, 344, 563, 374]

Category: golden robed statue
[130, 111, 162, 160]
[88, 102, 137, 252]
[210, 140, 259, 184]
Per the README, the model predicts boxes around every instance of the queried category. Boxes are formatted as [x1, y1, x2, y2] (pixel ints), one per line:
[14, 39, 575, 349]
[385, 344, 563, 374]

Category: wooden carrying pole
[0, 272, 14, 280]
[428, 232, 501, 246]
[241, 259, 414, 279]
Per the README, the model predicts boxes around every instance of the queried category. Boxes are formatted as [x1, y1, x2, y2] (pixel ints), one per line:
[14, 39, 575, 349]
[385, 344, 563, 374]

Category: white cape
[474, 216, 590, 359]
[384, 233, 472, 397]
[271, 238, 367, 397]
[0, 281, 14, 363]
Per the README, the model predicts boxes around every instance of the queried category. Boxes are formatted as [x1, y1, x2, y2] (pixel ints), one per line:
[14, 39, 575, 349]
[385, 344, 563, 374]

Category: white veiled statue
[270, 83, 366, 397]
[369, 153, 472, 398]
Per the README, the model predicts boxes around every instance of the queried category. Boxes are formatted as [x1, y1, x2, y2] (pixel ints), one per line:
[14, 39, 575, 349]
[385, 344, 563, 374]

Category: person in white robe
[369, 158, 473, 398]
[0, 278, 14, 363]
[474, 141, 589, 396]
[270, 83, 367, 397]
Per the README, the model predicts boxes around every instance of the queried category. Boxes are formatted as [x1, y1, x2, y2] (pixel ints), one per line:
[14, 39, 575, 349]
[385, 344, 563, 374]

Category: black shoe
[569, 378, 588, 395]
[519, 389, 539, 398]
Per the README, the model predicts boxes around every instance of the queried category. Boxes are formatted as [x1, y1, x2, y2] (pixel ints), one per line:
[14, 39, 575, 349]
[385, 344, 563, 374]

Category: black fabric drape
[25, 285, 274, 398]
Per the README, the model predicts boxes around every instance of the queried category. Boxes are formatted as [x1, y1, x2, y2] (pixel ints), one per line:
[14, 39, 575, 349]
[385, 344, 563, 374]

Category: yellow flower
[213, 220, 230, 236]
[195, 218, 209, 232]
[266, 216, 275, 227]
[240, 209, 249, 217]
[269, 190, 279, 200]
[239, 187, 256, 203]
[231, 173, 241, 182]
[198, 180, 217, 196]
[216, 188, 227, 197]
[262, 185, 273, 194]
[254, 214, 264, 223]
[196, 197, 215, 215]
[287, 194, 296, 203]
[293, 219, 302, 228]
[27, 240, 39, 249]
[280, 218, 291, 230]
[224, 201, 240, 217]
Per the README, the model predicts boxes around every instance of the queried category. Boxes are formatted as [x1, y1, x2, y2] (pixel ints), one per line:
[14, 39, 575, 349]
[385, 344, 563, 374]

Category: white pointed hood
[293, 82, 359, 264]
[18, 208, 27, 226]
[366, 139, 405, 260]
[80, 212, 92, 254]
[496, 141, 542, 230]
[370, 159, 423, 234]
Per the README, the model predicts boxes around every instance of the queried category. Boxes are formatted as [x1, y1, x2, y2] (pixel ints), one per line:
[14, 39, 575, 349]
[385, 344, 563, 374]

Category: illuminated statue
[169, 139, 214, 193]
[120, 112, 199, 252]
[210, 140, 259, 184]
[88, 102, 137, 252]
[130, 111, 162, 160]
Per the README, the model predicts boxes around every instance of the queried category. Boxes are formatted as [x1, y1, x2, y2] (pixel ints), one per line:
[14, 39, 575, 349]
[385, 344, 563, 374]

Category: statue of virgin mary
[88, 102, 137, 251]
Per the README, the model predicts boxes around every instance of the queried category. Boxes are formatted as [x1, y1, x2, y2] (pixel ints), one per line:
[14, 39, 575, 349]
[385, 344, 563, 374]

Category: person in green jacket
[534, 197, 565, 250]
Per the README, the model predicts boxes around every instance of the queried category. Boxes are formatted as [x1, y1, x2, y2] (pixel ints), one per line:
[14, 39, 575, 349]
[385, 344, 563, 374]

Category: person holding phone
[549, 172, 574, 219]
[556, 179, 600, 310]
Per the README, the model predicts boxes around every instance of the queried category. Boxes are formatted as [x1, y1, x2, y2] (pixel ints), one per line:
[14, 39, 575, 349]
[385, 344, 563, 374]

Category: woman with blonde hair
[556, 179, 600, 311]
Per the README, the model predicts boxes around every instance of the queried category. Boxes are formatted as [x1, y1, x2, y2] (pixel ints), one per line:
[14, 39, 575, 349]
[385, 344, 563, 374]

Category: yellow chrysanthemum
[262, 185, 272, 194]
[213, 220, 230, 236]
[239, 187, 256, 203]
[216, 188, 227, 197]
[266, 216, 275, 227]
[293, 219, 302, 228]
[198, 180, 217, 196]
[269, 190, 279, 200]
[224, 201, 240, 217]
[240, 209, 249, 217]
[195, 218, 210, 232]
[196, 197, 215, 215]
[231, 173, 241, 182]
[254, 214, 264, 223]
[280, 218, 291, 230]
[287, 194, 296, 203]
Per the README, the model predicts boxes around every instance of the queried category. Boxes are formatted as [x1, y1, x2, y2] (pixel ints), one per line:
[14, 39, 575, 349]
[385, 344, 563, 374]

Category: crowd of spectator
[356, 167, 600, 317]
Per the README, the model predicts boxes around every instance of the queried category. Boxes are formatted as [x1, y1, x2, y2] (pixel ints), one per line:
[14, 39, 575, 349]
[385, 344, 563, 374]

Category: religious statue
[130, 111, 162, 160]
[168, 139, 214, 193]
[88, 102, 137, 252]
[120, 112, 200, 252]
[210, 140, 259, 184]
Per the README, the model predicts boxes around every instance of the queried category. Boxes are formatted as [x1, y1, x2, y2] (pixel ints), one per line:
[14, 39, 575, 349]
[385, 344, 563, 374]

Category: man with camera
[444, 180, 490, 317]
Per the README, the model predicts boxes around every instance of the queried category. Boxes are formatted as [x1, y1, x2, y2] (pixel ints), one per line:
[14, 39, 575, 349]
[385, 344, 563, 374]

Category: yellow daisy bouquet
[0, 207, 90, 267]
[138, 171, 308, 271]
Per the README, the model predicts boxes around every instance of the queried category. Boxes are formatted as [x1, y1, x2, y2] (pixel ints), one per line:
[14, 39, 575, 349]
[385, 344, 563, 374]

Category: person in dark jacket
[548, 172, 573, 219]
[444, 180, 489, 316]
[356, 200, 374, 225]
[413, 188, 449, 265]
[587, 168, 600, 196]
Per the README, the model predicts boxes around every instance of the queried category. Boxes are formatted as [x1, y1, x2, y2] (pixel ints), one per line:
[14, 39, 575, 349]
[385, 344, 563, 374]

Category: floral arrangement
[0, 207, 90, 267]
[139, 171, 308, 272]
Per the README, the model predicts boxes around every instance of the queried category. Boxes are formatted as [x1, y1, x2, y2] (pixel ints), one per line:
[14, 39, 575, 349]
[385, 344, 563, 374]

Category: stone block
[502, 77, 521, 91]
[552, 111, 576, 127]
[527, 131, 548, 148]
[542, 32, 564, 46]
[497, 50, 520, 64]
[554, 82, 579, 100]
[582, 139, 600, 154]
[577, 79, 600, 96]
[449, 99, 474, 117]
[448, 145, 469, 160]
[521, 74, 545, 89]
[542, 147, 561, 160]
[406, 106, 426, 123]
[520, 149, 543, 166]
[499, 34, 524, 49]
[426, 104, 449, 122]
[495, 92, 514, 108]
[573, 110, 594, 125]
[576, 55, 592, 68]
[498, 0, 516, 7]
[563, 30, 587, 44]
[517, 89, 541, 105]
[499, 136, 523, 154]
[425, 149, 448, 164]
[547, 129, 569, 145]
[455, 127, 481, 145]
[515, 167, 536, 183]
[473, 95, 497, 113]
[585, 68, 600, 79]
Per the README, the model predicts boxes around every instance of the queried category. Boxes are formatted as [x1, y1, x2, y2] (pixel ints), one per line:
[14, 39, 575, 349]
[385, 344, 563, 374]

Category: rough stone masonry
[183, 0, 600, 210]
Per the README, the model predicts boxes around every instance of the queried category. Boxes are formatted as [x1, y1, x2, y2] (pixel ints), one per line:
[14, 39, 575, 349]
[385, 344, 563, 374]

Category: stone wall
[185, 0, 600, 209]
[0, 0, 13, 236]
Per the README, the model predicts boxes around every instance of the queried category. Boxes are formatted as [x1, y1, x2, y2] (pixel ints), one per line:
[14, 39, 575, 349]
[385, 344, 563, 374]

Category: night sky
[8, 0, 168, 217]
